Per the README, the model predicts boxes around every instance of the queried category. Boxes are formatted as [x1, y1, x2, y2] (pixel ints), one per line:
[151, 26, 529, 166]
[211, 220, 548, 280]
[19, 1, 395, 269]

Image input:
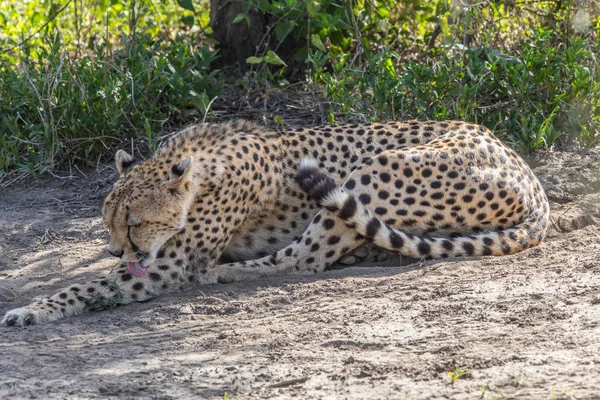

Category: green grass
[0, 0, 219, 176]
[0, 0, 599, 178]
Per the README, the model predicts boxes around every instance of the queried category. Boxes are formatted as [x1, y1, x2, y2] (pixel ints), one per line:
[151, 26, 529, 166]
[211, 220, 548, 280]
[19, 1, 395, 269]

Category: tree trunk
[210, 0, 304, 75]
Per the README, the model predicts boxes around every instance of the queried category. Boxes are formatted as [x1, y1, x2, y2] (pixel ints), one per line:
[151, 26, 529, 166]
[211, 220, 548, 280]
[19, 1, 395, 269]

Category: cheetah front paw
[1, 300, 63, 327]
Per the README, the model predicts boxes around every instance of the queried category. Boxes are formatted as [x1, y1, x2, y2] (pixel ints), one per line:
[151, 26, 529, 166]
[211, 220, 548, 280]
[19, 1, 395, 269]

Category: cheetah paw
[2, 301, 62, 327]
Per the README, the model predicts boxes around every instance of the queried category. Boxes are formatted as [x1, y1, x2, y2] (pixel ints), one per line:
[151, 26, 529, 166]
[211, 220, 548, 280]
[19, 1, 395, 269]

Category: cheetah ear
[165, 156, 194, 193]
[115, 150, 136, 175]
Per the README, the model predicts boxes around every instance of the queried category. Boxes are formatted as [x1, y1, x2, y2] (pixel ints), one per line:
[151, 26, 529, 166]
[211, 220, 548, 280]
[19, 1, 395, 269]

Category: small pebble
[339, 255, 358, 265]
[353, 247, 369, 258]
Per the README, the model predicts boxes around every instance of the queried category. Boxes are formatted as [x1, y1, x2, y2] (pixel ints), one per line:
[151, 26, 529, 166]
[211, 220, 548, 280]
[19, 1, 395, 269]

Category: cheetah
[2, 120, 549, 326]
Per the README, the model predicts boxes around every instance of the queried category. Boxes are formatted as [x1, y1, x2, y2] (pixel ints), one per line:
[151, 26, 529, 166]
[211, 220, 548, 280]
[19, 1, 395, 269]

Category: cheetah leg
[210, 209, 365, 282]
[1, 260, 193, 327]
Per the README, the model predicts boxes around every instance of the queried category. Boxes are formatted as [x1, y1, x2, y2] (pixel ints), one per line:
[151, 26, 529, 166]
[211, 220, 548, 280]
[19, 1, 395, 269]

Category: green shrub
[0, 35, 220, 173]
[310, 27, 600, 152]
[0, 0, 219, 175]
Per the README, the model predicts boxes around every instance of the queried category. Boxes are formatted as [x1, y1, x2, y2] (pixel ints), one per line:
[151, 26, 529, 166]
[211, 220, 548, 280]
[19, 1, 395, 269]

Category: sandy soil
[0, 147, 599, 400]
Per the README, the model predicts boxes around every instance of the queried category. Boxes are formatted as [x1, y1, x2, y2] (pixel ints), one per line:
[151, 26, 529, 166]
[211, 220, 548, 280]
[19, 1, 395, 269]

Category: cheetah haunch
[2, 120, 549, 326]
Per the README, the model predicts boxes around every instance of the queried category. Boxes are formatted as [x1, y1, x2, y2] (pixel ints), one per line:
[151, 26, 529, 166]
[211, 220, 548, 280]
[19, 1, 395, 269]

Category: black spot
[389, 232, 404, 248]
[149, 272, 161, 282]
[365, 218, 381, 239]
[361, 175, 371, 185]
[375, 207, 388, 215]
[417, 241, 431, 255]
[358, 193, 372, 205]
[323, 218, 335, 230]
[327, 236, 341, 245]
[132, 282, 144, 291]
[442, 240, 454, 251]
[380, 172, 391, 183]
[403, 168, 413, 178]
[338, 196, 358, 220]
[462, 242, 475, 255]
[121, 273, 132, 282]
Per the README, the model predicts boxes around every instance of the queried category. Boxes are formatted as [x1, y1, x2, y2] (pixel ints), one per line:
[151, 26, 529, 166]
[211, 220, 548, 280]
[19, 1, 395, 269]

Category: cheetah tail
[296, 158, 338, 204]
[297, 158, 549, 258]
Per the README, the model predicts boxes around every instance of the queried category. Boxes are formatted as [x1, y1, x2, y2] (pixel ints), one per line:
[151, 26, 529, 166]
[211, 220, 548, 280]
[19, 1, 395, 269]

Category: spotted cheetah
[2, 120, 549, 326]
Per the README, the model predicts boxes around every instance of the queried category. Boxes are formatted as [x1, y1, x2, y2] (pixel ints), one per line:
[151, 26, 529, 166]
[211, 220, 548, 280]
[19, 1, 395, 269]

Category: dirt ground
[0, 146, 599, 400]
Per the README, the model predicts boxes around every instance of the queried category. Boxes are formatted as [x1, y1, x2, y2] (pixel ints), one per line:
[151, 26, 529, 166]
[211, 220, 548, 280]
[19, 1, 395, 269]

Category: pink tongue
[128, 262, 149, 277]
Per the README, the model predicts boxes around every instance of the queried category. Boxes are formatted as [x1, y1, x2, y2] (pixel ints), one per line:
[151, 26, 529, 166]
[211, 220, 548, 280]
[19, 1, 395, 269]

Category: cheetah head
[102, 150, 199, 277]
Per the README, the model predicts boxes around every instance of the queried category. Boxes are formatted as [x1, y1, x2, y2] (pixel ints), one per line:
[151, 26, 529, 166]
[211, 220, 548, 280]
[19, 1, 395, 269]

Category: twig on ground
[269, 376, 310, 388]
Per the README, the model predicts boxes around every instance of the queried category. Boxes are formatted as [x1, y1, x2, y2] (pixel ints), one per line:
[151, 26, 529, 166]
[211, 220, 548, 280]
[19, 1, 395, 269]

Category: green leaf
[384, 57, 396, 78]
[233, 13, 250, 26]
[376, 7, 390, 19]
[177, 0, 195, 13]
[181, 16, 194, 26]
[311, 34, 326, 52]
[307, 0, 320, 16]
[246, 56, 264, 64]
[264, 50, 287, 66]
[275, 21, 293, 42]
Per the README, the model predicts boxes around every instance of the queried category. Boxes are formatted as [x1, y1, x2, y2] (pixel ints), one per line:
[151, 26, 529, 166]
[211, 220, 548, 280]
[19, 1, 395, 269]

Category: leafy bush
[312, 29, 600, 151]
[0, 0, 219, 175]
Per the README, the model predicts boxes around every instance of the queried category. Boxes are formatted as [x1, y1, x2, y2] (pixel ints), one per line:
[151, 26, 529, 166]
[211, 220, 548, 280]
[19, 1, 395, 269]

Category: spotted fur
[2, 120, 549, 326]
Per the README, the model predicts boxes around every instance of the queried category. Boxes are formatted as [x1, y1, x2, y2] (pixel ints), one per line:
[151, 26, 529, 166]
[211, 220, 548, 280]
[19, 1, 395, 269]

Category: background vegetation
[1, 0, 599, 179]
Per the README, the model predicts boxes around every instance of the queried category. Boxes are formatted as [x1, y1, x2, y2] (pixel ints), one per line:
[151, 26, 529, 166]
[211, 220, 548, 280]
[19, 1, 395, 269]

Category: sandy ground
[0, 147, 599, 400]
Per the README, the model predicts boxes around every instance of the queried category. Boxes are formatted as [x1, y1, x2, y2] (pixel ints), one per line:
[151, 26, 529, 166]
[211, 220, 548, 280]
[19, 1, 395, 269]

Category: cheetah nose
[107, 248, 124, 258]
